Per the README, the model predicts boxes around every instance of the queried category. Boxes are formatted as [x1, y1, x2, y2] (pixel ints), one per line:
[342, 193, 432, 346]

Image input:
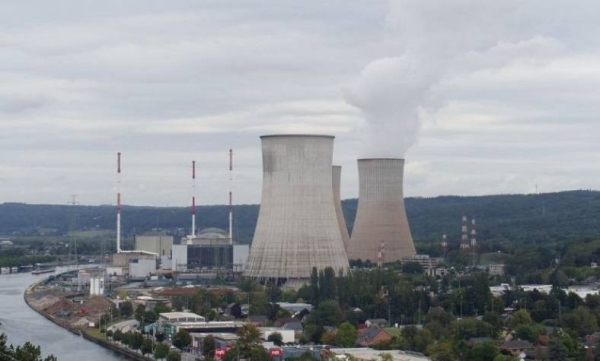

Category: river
[0, 266, 127, 361]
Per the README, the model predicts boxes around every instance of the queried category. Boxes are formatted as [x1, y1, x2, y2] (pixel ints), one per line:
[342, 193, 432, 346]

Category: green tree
[401, 262, 423, 274]
[560, 306, 598, 337]
[141, 338, 153, 356]
[167, 350, 182, 361]
[507, 309, 533, 329]
[113, 329, 123, 343]
[202, 335, 216, 359]
[514, 324, 543, 343]
[222, 324, 271, 361]
[154, 343, 170, 360]
[378, 353, 394, 361]
[134, 304, 146, 322]
[120, 301, 134, 318]
[144, 310, 157, 324]
[336, 322, 358, 347]
[129, 332, 144, 351]
[319, 267, 337, 301]
[304, 300, 343, 343]
[427, 340, 455, 361]
[172, 329, 192, 349]
[468, 341, 498, 361]
[548, 336, 568, 361]
[473, 273, 492, 315]
[267, 332, 284, 346]
[0, 333, 57, 361]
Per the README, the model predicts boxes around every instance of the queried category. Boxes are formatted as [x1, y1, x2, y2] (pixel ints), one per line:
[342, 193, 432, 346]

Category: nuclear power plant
[244, 135, 349, 282]
[332, 165, 351, 250]
[346, 158, 416, 262]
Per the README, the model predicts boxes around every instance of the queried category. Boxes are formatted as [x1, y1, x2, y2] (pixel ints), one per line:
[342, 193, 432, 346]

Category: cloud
[0, 0, 599, 206]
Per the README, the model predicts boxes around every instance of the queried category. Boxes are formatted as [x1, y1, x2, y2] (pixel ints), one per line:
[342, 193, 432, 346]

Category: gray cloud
[0, 0, 599, 206]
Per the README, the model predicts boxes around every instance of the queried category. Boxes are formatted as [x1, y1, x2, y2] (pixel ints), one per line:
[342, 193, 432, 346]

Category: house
[247, 315, 269, 326]
[500, 340, 534, 357]
[356, 328, 393, 347]
[282, 320, 304, 340]
[365, 318, 388, 328]
[467, 337, 492, 346]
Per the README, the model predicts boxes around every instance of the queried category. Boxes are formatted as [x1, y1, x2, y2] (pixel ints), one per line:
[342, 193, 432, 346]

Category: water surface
[0, 267, 127, 360]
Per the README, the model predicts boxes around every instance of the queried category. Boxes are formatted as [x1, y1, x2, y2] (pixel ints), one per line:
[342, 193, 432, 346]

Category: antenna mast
[229, 149, 233, 245]
[116, 152, 122, 253]
[192, 160, 196, 237]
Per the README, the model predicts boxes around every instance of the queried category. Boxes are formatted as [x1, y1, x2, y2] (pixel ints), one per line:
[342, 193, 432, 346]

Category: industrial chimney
[332, 166, 351, 250]
[347, 158, 416, 262]
[245, 135, 349, 282]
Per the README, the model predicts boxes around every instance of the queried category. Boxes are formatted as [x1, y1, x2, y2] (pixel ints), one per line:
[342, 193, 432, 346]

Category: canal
[0, 267, 127, 360]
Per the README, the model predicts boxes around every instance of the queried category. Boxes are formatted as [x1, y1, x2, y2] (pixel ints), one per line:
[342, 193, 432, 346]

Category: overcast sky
[1, 0, 599, 207]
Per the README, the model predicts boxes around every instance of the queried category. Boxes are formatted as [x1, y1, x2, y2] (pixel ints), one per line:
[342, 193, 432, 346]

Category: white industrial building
[135, 233, 173, 258]
[89, 276, 105, 296]
[172, 228, 248, 272]
[259, 327, 295, 343]
[129, 258, 157, 280]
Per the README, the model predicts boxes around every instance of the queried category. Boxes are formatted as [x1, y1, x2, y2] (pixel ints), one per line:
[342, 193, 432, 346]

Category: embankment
[24, 274, 151, 361]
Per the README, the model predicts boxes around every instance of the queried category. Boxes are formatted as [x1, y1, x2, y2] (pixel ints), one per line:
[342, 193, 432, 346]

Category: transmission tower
[68, 195, 79, 269]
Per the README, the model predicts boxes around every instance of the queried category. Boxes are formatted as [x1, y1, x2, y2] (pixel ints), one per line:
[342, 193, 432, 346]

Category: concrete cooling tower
[347, 158, 416, 262]
[332, 166, 351, 250]
[245, 135, 349, 282]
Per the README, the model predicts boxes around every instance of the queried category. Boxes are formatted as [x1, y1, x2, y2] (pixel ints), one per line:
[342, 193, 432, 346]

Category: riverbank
[23, 271, 150, 361]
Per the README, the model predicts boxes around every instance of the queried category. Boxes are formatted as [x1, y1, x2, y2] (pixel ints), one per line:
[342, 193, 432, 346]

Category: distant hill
[1, 190, 599, 246]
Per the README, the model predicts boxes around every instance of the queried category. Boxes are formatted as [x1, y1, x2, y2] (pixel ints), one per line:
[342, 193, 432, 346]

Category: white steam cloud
[345, 0, 529, 158]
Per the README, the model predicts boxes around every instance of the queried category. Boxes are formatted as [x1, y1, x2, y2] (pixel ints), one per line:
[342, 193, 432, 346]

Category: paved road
[108, 319, 140, 333]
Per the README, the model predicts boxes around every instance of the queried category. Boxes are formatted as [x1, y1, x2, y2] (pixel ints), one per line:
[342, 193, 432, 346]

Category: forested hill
[1, 190, 599, 246]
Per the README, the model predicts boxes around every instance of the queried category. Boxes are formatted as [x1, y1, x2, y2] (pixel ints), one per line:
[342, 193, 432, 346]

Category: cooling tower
[347, 158, 416, 262]
[245, 135, 349, 281]
[332, 166, 351, 250]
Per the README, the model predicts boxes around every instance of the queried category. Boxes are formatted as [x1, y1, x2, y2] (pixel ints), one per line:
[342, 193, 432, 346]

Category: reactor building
[346, 158, 416, 262]
[332, 165, 351, 250]
[245, 135, 349, 282]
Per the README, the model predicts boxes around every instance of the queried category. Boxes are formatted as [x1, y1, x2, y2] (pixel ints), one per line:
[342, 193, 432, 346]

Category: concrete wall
[333, 165, 351, 251]
[160, 256, 172, 270]
[135, 235, 173, 257]
[233, 244, 249, 272]
[245, 134, 349, 281]
[112, 252, 154, 267]
[347, 158, 416, 262]
[129, 258, 156, 280]
[172, 244, 188, 272]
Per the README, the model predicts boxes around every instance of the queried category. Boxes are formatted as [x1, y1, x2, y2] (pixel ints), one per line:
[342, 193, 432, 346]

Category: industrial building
[172, 228, 249, 273]
[245, 134, 349, 283]
[333, 165, 351, 250]
[135, 233, 173, 258]
[347, 158, 416, 262]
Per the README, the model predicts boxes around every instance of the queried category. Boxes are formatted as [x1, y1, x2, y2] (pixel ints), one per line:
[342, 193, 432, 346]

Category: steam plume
[345, 0, 519, 157]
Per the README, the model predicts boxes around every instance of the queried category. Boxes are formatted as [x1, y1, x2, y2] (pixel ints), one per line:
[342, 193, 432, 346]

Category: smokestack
[245, 135, 349, 281]
[192, 160, 196, 237]
[332, 166, 350, 250]
[347, 158, 416, 262]
[116, 152, 122, 253]
[229, 148, 233, 245]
